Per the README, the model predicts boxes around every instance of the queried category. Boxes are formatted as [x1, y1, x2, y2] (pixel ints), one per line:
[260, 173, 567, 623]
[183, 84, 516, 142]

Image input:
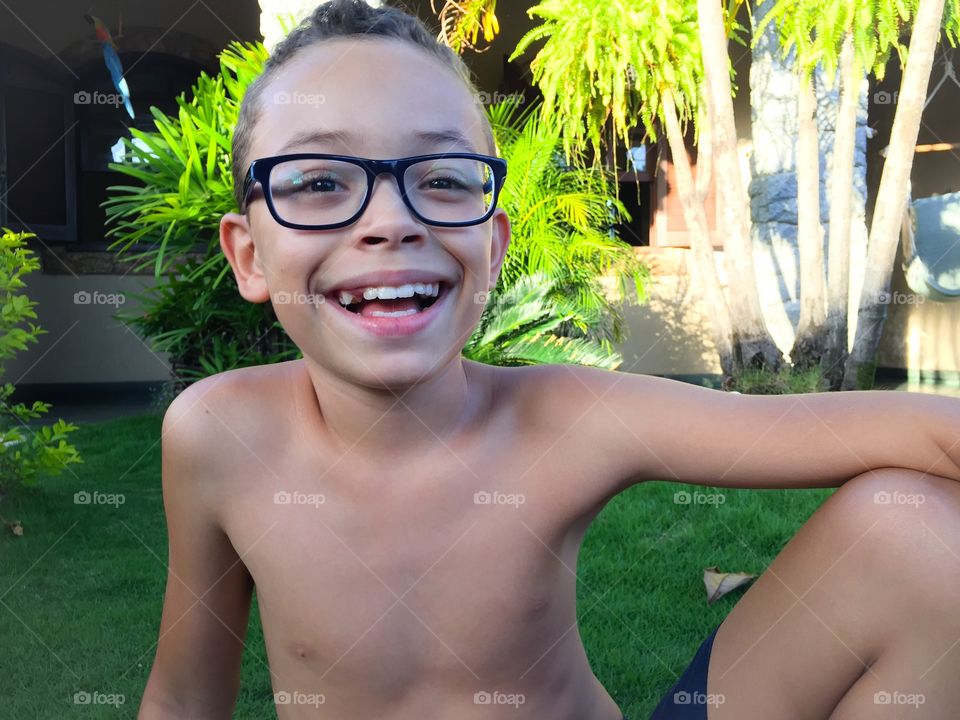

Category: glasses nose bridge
[363, 159, 413, 211]
[365, 158, 407, 194]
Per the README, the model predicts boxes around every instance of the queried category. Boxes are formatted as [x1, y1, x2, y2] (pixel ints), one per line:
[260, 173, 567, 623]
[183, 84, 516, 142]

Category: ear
[487, 208, 512, 291]
[220, 212, 271, 303]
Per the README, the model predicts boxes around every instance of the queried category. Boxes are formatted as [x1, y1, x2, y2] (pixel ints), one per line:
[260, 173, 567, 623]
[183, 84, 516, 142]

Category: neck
[296, 355, 479, 463]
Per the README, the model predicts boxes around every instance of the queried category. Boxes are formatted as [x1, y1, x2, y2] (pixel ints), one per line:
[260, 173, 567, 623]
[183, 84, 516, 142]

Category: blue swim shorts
[622, 622, 722, 720]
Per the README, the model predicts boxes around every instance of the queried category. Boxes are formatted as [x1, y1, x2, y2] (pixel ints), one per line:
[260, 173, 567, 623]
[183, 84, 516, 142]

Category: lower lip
[326, 285, 453, 337]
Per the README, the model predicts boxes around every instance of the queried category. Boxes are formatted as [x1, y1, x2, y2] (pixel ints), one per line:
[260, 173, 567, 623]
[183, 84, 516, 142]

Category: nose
[354, 172, 424, 245]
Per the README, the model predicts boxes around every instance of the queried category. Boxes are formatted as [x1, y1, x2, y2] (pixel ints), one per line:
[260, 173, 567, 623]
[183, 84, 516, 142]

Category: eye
[270, 160, 361, 199]
[299, 174, 343, 193]
[424, 174, 469, 191]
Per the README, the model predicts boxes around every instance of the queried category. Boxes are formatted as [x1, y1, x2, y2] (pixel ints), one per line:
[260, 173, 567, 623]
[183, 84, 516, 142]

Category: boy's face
[220, 38, 510, 388]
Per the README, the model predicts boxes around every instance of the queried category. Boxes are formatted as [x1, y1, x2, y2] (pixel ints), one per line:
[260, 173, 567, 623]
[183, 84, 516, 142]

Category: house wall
[613, 245, 921, 379]
[2, 273, 170, 384]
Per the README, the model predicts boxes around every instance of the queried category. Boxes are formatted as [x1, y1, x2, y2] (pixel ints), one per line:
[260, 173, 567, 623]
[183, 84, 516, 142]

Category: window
[0, 44, 76, 241]
[652, 133, 720, 249]
[74, 52, 204, 247]
[0, 45, 205, 247]
[605, 125, 656, 247]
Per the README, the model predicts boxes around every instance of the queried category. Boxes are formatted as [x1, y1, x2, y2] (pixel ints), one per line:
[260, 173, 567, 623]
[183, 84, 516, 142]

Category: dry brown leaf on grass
[704, 566, 756, 604]
[2, 516, 23, 536]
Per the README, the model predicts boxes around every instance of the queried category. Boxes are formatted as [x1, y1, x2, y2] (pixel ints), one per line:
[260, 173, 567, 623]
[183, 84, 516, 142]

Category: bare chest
[219, 434, 595, 696]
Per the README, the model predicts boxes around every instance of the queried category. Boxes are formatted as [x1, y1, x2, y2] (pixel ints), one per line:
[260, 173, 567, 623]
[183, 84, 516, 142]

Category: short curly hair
[231, 0, 495, 211]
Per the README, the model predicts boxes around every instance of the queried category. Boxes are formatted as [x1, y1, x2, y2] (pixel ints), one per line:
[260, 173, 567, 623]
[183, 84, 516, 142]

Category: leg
[707, 467, 960, 719]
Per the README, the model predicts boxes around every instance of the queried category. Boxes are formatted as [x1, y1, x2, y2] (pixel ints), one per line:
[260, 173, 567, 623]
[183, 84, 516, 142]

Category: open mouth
[332, 282, 449, 318]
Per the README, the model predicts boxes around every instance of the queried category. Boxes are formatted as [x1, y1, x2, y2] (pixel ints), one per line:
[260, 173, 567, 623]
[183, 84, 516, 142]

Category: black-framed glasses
[240, 152, 508, 230]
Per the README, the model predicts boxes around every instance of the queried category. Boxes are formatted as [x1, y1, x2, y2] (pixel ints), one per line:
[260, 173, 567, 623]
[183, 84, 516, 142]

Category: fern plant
[432, 0, 501, 54]
[486, 99, 649, 353]
[756, 0, 919, 81]
[464, 272, 621, 368]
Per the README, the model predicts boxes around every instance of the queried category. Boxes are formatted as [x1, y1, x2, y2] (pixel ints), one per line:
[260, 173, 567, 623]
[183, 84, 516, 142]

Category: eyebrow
[275, 129, 479, 155]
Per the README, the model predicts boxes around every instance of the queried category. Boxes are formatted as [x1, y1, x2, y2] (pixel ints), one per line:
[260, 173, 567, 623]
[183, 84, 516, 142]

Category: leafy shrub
[104, 42, 295, 393]
[0, 229, 81, 505]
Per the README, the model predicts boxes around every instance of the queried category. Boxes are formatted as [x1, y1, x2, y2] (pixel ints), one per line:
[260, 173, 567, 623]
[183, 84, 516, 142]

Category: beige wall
[2, 273, 170, 384]
[614, 243, 960, 381]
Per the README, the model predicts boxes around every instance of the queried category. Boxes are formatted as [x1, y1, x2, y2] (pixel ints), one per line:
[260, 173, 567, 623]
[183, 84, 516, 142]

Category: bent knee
[825, 468, 960, 613]
[837, 467, 960, 521]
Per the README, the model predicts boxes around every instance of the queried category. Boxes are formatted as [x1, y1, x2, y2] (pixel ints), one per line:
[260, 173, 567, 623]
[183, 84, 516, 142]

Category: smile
[324, 281, 454, 338]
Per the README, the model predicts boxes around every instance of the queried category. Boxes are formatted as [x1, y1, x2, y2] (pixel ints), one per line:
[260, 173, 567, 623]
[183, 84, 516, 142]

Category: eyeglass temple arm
[240, 172, 259, 211]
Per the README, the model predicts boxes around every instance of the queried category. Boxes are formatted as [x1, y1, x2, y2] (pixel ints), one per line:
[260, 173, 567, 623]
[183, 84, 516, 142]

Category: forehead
[251, 38, 487, 159]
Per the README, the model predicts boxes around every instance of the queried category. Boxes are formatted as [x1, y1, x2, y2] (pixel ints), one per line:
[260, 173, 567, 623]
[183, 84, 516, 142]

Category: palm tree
[760, 0, 956, 388]
[843, 0, 950, 387]
[508, 0, 782, 377]
[697, 0, 784, 372]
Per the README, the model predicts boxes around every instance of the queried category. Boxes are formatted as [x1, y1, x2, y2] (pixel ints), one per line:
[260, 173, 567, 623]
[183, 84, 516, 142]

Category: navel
[289, 639, 312, 660]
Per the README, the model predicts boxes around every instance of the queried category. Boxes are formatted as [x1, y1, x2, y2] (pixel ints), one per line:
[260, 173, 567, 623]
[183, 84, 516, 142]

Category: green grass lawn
[0, 412, 833, 718]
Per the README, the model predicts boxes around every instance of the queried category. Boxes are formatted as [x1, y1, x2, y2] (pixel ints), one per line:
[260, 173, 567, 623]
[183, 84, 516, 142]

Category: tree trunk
[820, 32, 859, 389]
[697, 0, 783, 371]
[841, 0, 946, 389]
[790, 71, 828, 371]
[662, 89, 735, 377]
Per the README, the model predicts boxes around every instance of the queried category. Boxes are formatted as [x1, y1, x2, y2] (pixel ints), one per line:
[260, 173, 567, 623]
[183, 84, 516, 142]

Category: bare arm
[550, 365, 960, 491]
[139, 380, 255, 719]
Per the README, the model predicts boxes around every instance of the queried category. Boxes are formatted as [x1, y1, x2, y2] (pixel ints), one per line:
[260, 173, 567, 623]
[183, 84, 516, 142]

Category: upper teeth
[338, 283, 441, 306]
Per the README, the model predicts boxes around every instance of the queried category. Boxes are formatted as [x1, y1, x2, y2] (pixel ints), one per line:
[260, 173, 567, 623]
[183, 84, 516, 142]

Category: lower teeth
[368, 308, 419, 317]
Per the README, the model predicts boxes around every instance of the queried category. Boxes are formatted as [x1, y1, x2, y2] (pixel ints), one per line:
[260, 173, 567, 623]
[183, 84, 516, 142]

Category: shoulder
[161, 361, 295, 461]
[159, 362, 296, 526]
[496, 361, 623, 404]
[480, 361, 625, 427]
[163, 362, 283, 424]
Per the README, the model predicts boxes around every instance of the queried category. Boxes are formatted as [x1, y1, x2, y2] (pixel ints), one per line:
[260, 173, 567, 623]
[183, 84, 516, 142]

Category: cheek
[437, 232, 494, 281]
[254, 236, 335, 291]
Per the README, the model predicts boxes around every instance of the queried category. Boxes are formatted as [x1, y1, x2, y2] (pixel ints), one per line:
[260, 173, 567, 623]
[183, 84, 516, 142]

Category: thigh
[706, 468, 960, 720]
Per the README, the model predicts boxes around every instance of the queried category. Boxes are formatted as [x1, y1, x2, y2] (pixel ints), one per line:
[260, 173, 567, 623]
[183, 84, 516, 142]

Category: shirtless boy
[137, 1, 960, 718]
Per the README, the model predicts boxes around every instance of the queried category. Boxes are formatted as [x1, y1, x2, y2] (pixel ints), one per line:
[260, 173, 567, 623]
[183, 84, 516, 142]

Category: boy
[138, 1, 960, 718]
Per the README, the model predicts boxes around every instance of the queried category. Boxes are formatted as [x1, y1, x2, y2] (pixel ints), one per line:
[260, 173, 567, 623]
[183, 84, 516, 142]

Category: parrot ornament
[84, 13, 135, 119]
